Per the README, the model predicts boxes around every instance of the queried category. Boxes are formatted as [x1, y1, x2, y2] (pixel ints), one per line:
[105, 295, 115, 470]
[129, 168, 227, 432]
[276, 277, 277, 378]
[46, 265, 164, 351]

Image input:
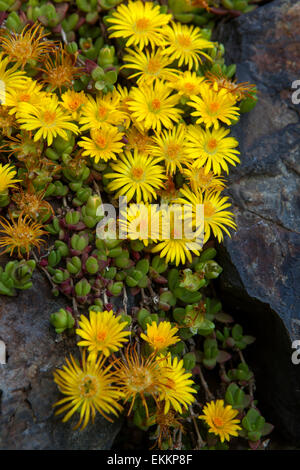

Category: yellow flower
[78, 125, 125, 163]
[0, 213, 46, 258]
[122, 48, 178, 85]
[149, 124, 190, 175]
[61, 90, 87, 120]
[141, 321, 180, 352]
[106, 150, 166, 203]
[188, 84, 240, 129]
[129, 80, 182, 133]
[5, 79, 45, 115]
[107, 0, 171, 49]
[183, 165, 226, 193]
[114, 345, 162, 417]
[186, 125, 240, 174]
[162, 22, 213, 70]
[16, 97, 79, 146]
[0, 22, 54, 69]
[199, 399, 242, 442]
[79, 91, 127, 131]
[176, 186, 236, 244]
[76, 310, 131, 361]
[157, 353, 196, 414]
[119, 203, 161, 246]
[151, 205, 203, 266]
[53, 351, 123, 430]
[0, 163, 21, 194]
[0, 52, 27, 94]
[168, 71, 205, 98]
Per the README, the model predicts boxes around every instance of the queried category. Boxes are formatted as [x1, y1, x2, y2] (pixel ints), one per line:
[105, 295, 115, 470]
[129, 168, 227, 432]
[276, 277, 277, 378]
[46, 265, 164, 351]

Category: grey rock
[0, 270, 121, 450]
[216, 0, 300, 443]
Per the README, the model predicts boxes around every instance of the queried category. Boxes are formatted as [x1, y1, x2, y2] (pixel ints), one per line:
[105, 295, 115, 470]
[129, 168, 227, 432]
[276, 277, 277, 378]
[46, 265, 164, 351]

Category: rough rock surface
[0, 270, 121, 450]
[216, 0, 300, 443]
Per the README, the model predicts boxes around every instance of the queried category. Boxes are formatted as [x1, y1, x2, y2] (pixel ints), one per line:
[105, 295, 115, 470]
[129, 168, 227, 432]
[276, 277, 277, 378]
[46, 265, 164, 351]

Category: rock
[0, 270, 122, 450]
[215, 0, 300, 444]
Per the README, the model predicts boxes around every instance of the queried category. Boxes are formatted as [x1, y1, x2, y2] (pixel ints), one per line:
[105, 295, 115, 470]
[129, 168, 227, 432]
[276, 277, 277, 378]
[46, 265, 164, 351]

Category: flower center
[151, 98, 161, 111]
[43, 110, 56, 124]
[147, 58, 161, 75]
[154, 336, 166, 346]
[212, 417, 224, 428]
[209, 101, 220, 114]
[79, 375, 98, 398]
[204, 201, 216, 218]
[94, 133, 107, 149]
[97, 330, 107, 341]
[14, 41, 33, 59]
[177, 34, 192, 49]
[166, 143, 181, 160]
[183, 82, 195, 93]
[207, 138, 218, 151]
[69, 99, 81, 111]
[98, 105, 108, 119]
[135, 17, 150, 31]
[131, 167, 144, 180]
[19, 93, 31, 102]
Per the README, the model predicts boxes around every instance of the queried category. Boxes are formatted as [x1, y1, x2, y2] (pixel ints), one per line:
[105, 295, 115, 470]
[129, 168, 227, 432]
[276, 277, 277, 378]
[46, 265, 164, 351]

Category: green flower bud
[50, 308, 75, 334]
[66, 211, 81, 225]
[54, 241, 69, 257]
[109, 281, 123, 296]
[48, 250, 62, 268]
[71, 233, 89, 252]
[85, 256, 99, 274]
[103, 266, 117, 280]
[183, 352, 196, 370]
[67, 256, 82, 275]
[75, 278, 91, 297]
[204, 260, 223, 279]
[53, 269, 70, 284]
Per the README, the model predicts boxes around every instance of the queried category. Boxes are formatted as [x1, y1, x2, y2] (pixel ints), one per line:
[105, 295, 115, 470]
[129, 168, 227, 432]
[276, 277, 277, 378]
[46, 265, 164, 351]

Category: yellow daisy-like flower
[0, 163, 21, 194]
[157, 353, 196, 414]
[0, 214, 46, 258]
[176, 186, 236, 244]
[141, 321, 180, 352]
[53, 351, 123, 430]
[78, 125, 125, 163]
[76, 310, 131, 361]
[107, 0, 171, 49]
[114, 345, 162, 417]
[0, 52, 27, 95]
[168, 71, 205, 98]
[61, 89, 87, 120]
[152, 205, 203, 266]
[106, 150, 166, 203]
[186, 125, 240, 174]
[124, 126, 154, 155]
[5, 79, 45, 115]
[188, 85, 240, 129]
[122, 48, 178, 85]
[16, 97, 79, 146]
[79, 91, 127, 132]
[199, 399, 242, 442]
[128, 80, 182, 133]
[0, 22, 54, 69]
[183, 165, 226, 193]
[119, 203, 161, 246]
[149, 124, 191, 175]
[162, 22, 213, 70]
